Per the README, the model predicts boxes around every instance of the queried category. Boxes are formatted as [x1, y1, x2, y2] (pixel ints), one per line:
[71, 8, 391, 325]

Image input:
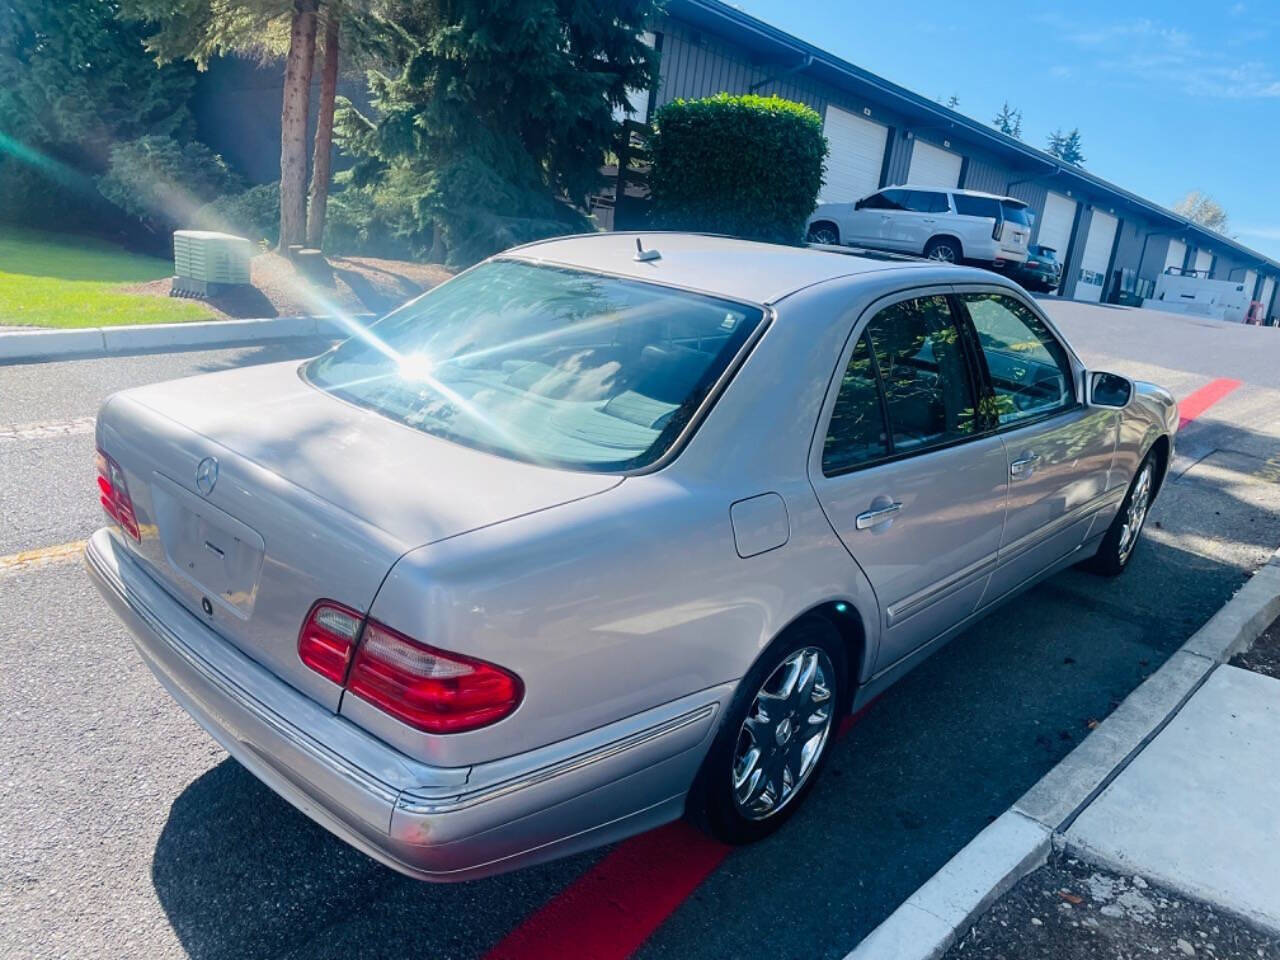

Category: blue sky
[735, 0, 1280, 259]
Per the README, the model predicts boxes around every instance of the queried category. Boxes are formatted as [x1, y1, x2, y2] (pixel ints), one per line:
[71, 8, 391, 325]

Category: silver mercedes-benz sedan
[86, 233, 1177, 881]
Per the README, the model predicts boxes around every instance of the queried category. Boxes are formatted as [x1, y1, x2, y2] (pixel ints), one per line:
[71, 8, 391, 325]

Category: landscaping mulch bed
[1230, 613, 1280, 679]
[944, 857, 1279, 960]
[124, 252, 453, 320]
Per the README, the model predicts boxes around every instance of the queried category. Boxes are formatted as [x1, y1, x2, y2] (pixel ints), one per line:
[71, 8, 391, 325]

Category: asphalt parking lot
[3, 304, 1280, 960]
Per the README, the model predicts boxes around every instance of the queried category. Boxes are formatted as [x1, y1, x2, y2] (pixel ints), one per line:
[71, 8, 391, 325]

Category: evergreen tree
[992, 101, 1022, 139]
[336, 0, 659, 267]
[0, 1, 195, 224]
[1046, 127, 1086, 166]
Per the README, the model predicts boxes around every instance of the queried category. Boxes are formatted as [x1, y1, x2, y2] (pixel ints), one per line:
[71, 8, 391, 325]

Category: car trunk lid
[97, 359, 620, 710]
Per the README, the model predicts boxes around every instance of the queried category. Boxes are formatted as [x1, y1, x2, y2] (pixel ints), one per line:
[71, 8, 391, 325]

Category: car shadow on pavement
[151, 758, 599, 960]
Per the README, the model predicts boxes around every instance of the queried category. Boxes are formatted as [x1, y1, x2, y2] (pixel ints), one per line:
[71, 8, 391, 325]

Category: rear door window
[906, 191, 950, 213]
[823, 334, 890, 473]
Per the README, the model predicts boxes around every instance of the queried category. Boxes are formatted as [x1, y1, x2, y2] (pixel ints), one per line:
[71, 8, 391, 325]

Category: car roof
[504, 231, 971, 304]
[881, 184, 1024, 203]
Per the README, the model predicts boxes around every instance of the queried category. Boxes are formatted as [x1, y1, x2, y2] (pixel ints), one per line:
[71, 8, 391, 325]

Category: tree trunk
[278, 0, 319, 252]
[306, 13, 340, 249]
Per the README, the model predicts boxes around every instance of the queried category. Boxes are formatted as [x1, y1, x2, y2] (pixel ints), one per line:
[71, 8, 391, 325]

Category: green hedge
[648, 94, 827, 244]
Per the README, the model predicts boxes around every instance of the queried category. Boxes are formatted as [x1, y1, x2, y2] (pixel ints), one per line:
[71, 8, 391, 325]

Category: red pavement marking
[1178, 378, 1242, 429]
[484, 700, 877, 960]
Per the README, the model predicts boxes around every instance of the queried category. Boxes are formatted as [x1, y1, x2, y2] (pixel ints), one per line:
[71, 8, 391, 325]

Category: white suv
[806, 185, 1032, 266]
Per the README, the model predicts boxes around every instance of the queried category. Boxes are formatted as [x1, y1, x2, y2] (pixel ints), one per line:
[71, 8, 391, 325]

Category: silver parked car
[87, 233, 1177, 881]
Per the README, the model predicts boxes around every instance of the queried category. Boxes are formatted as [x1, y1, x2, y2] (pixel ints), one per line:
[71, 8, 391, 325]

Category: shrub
[322, 170, 428, 260]
[195, 183, 281, 247]
[648, 94, 827, 244]
[97, 135, 241, 236]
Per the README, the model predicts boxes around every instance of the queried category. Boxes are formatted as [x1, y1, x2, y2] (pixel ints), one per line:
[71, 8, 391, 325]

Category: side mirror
[854, 199, 865, 211]
[1090, 371, 1133, 408]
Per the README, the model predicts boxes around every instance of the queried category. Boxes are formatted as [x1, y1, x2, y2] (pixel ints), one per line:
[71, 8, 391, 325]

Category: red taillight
[346, 620, 523, 733]
[298, 602, 524, 733]
[96, 448, 140, 541]
[297, 601, 363, 684]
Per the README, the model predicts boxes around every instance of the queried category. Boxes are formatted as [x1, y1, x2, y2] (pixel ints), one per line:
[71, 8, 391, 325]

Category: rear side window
[823, 296, 980, 473]
[823, 334, 889, 473]
[906, 190, 950, 213]
[1001, 201, 1031, 226]
[960, 293, 1075, 425]
[868, 296, 980, 453]
[953, 195, 1001, 218]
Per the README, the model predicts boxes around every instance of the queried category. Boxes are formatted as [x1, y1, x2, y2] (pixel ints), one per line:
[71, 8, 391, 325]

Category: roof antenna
[634, 237, 661, 262]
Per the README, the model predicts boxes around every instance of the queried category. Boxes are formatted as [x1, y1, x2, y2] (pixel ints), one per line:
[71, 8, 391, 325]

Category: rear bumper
[85, 528, 728, 881]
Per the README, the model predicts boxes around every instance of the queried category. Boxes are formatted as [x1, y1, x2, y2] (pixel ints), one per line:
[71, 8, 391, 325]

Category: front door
[954, 290, 1116, 602]
[810, 292, 1009, 673]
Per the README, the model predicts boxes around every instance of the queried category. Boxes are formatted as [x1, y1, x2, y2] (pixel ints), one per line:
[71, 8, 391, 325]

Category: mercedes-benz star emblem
[195, 456, 219, 496]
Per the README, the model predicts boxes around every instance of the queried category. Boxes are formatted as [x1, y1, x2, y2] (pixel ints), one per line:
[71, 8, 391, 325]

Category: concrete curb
[844, 547, 1280, 960]
[0, 314, 371, 364]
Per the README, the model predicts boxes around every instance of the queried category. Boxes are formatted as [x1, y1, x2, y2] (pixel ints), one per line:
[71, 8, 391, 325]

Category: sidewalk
[944, 617, 1280, 958]
[850, 550, 1280, 960]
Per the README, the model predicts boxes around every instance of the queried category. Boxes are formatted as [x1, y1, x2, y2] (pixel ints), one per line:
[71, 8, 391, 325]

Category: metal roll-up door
[1075, 210, 1118, 303]
[820, 107, 889, 203]
[907, 140, 963, 188]
[1261, 277, 1276, 319]
[1194, 249, 1213, 275]
[1164, 239, 1187, 274]
[1244, 269, 1258, 300]
[1036, 191, 1076, 259]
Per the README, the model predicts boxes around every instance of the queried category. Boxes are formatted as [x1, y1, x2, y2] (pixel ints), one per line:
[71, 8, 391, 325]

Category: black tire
[687, 617, 847, 845]
[924, 236, 962, 263]
[1084, 448, 1160, 576]
[807, 222, 840, 245]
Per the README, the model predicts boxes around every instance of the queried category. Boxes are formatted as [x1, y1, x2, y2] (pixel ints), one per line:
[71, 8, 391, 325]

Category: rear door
[953, 289, 1116, 604]
[810, 290, 1008, 672]
[885, 190, 950, 254]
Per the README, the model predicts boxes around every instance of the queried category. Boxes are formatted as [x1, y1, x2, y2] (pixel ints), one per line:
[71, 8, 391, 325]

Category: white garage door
[1164, 238, 1187, 273]
[1037, 191, 1076, 258]
[1244, 269, 1258, 300]
[1262, 277, 1277, 318]
[821, 107, 889, 203]
[1194, 249, 1213, 275]
[1075, 210, 1118, 303]
[907, 140, 963, 188]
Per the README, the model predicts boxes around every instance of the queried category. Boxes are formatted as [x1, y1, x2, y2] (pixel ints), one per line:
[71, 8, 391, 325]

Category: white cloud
[1054, 14, 1280, 99]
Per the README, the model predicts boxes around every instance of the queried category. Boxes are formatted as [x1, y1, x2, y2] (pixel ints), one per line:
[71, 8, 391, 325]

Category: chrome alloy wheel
[731, 647, 836, 820]
[927, 243, 957, 262]
[1117, 460, 1154, 564]
[809, 226, 839, 245]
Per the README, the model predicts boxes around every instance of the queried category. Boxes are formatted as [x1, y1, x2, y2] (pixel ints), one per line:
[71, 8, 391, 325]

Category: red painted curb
[485, 701, 876, 960]
[1179, 377, 1242, 429]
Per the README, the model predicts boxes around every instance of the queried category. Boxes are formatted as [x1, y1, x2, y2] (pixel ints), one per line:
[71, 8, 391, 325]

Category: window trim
[950, 288, 1084, 434]
[816, 287, 989, 479]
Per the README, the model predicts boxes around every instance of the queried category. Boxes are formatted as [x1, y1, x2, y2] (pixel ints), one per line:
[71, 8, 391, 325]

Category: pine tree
[0, 2, 195, 176]
[992, 102, 1022, 139]
[1046, 127, 1086, 166]
[337, 0, 660, 267]
[121, 0, 362, 250]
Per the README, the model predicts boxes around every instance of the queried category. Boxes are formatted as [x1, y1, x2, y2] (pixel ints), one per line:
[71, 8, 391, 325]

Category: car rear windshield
[304, 260, 765, 472]
[1002, 200, 1031, 226]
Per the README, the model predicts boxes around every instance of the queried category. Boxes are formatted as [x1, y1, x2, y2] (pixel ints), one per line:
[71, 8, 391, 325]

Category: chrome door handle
[1010, 454, 1041, 478]
[856, 502, 903, 530]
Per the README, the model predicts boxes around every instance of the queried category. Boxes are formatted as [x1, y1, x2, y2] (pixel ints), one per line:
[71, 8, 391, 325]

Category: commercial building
[630, 0, 1280, 320]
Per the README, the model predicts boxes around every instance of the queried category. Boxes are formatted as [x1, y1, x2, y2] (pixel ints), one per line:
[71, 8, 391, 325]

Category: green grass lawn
[0, 229, 216, 328]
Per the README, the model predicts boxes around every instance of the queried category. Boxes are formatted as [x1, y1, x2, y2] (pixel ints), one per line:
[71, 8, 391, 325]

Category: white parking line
[0, 416, 96, 441]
